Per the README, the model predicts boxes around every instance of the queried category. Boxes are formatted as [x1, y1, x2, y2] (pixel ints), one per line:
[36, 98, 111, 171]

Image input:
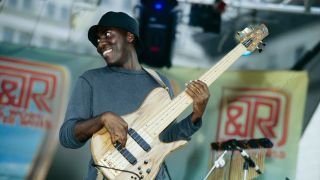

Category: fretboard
[146, 43, 247, 136]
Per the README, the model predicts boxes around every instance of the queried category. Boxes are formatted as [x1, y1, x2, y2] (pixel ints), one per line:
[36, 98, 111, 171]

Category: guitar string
[124, 36, 256, 162]
[106, 43, 249, 175]
[146, 44, 246, 134]
[98, 44, 247, 175]
[119, 44, 243, 159]
[100, 130, 155, 173]
[140, 47, 241, 138]
[112, 47, 242, 168]
[100, 34, 262, 172]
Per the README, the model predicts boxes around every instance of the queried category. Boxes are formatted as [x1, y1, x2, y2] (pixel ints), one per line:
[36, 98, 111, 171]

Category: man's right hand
[99, 112, 128, 147]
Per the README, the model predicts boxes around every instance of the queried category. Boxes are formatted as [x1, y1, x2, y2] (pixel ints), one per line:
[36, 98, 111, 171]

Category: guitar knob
[146, 168, 151, 174]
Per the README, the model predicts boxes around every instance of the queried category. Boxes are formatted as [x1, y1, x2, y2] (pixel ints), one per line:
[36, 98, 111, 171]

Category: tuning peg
[260, 41, 266, 46]
[256, 47, 263, 53]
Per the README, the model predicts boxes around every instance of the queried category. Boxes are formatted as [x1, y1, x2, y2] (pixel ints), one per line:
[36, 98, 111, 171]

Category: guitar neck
[198, 44, 247, 86]
[148, 44, 247, 136]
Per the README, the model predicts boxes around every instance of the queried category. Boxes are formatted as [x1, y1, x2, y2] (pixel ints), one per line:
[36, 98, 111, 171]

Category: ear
[127, 32, 135, 43]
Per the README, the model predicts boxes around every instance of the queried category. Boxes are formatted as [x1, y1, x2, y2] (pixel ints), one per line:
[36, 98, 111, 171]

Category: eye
[96, 31, 112, 43]
[105, 32, 111, 38]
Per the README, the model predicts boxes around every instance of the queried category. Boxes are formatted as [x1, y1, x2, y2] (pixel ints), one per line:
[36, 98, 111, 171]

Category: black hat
[88, 11, 143, 55]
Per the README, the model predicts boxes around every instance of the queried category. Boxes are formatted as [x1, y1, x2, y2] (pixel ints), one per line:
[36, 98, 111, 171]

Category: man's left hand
[185, 80, 210, 123]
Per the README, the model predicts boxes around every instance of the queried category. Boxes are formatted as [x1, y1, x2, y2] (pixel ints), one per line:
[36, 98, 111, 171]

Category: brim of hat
[88, 25, 100, 48]
[87, 25, 144, 56]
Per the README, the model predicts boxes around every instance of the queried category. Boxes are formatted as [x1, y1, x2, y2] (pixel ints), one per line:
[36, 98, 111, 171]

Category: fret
[148, 44, 247, 135]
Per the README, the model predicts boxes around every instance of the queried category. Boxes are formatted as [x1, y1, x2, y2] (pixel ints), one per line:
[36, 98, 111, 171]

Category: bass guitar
[91, 24, 269, 180]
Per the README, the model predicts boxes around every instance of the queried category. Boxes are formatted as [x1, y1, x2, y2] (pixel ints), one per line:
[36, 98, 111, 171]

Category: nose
[97, 37, 110, 52]
[97, 36, 109, 45]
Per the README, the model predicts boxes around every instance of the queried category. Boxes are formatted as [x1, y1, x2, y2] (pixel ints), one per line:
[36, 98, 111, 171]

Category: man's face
[96, 27, 130, 66]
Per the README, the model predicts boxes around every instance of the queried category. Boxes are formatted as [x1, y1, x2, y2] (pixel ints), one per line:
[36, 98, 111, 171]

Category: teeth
[103, 49, 112, 56]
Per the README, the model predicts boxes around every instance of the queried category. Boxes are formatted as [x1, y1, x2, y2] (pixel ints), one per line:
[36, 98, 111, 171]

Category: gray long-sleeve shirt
[59, 66, 202, 180]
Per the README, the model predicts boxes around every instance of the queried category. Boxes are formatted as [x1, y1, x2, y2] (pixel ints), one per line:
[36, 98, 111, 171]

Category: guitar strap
[143, 67, 169, 92]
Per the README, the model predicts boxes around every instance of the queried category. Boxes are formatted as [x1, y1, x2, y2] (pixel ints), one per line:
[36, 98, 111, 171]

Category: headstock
[236, 24, 269, 53]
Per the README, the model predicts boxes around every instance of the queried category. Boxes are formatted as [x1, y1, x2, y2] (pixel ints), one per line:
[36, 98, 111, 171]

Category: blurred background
[0, 0, 319, 179]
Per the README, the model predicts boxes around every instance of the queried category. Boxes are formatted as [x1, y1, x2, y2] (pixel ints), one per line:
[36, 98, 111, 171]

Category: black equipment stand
[203, 138, 273, 180]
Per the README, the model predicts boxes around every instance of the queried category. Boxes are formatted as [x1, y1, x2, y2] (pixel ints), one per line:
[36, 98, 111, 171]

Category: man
[59, 11, 210, 180]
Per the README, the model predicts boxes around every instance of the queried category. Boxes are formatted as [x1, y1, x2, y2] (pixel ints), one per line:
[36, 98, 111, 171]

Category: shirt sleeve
[59, 76, 93, 149]
[159, 113, 202, 142]
[157, 73, 203, 142]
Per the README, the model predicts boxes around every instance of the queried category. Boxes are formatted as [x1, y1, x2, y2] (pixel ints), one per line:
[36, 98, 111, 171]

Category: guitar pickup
[128, 128, 151, 152]
[114, 142, 137, 165]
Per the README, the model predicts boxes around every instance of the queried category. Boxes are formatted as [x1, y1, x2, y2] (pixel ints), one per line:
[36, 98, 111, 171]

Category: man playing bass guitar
[59, 11, 210, 180]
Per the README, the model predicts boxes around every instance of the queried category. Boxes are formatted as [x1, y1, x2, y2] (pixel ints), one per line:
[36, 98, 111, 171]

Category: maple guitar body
[91, 87, 188, 179]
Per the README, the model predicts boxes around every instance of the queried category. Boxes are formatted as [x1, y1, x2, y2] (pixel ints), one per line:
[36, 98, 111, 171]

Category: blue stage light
[154, 3, 163, 10]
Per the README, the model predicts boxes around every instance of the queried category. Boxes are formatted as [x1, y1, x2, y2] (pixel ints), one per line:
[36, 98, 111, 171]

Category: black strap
[143, 67, 169, 92]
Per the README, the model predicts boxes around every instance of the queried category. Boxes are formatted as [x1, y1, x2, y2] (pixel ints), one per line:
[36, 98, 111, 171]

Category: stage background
[0, 43, 308, 179]
[160, 68, 307, 180]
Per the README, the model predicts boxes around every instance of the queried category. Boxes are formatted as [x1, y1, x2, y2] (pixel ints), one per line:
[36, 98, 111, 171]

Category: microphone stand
[209, 138, 271, 179]
[235, 146, 262, 180]
[203, 150, 228, 180]
[243, 160, 249, 180]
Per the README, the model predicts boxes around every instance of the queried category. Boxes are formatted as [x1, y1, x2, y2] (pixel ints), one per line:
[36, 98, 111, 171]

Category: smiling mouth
[102, 49, 112, 56]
